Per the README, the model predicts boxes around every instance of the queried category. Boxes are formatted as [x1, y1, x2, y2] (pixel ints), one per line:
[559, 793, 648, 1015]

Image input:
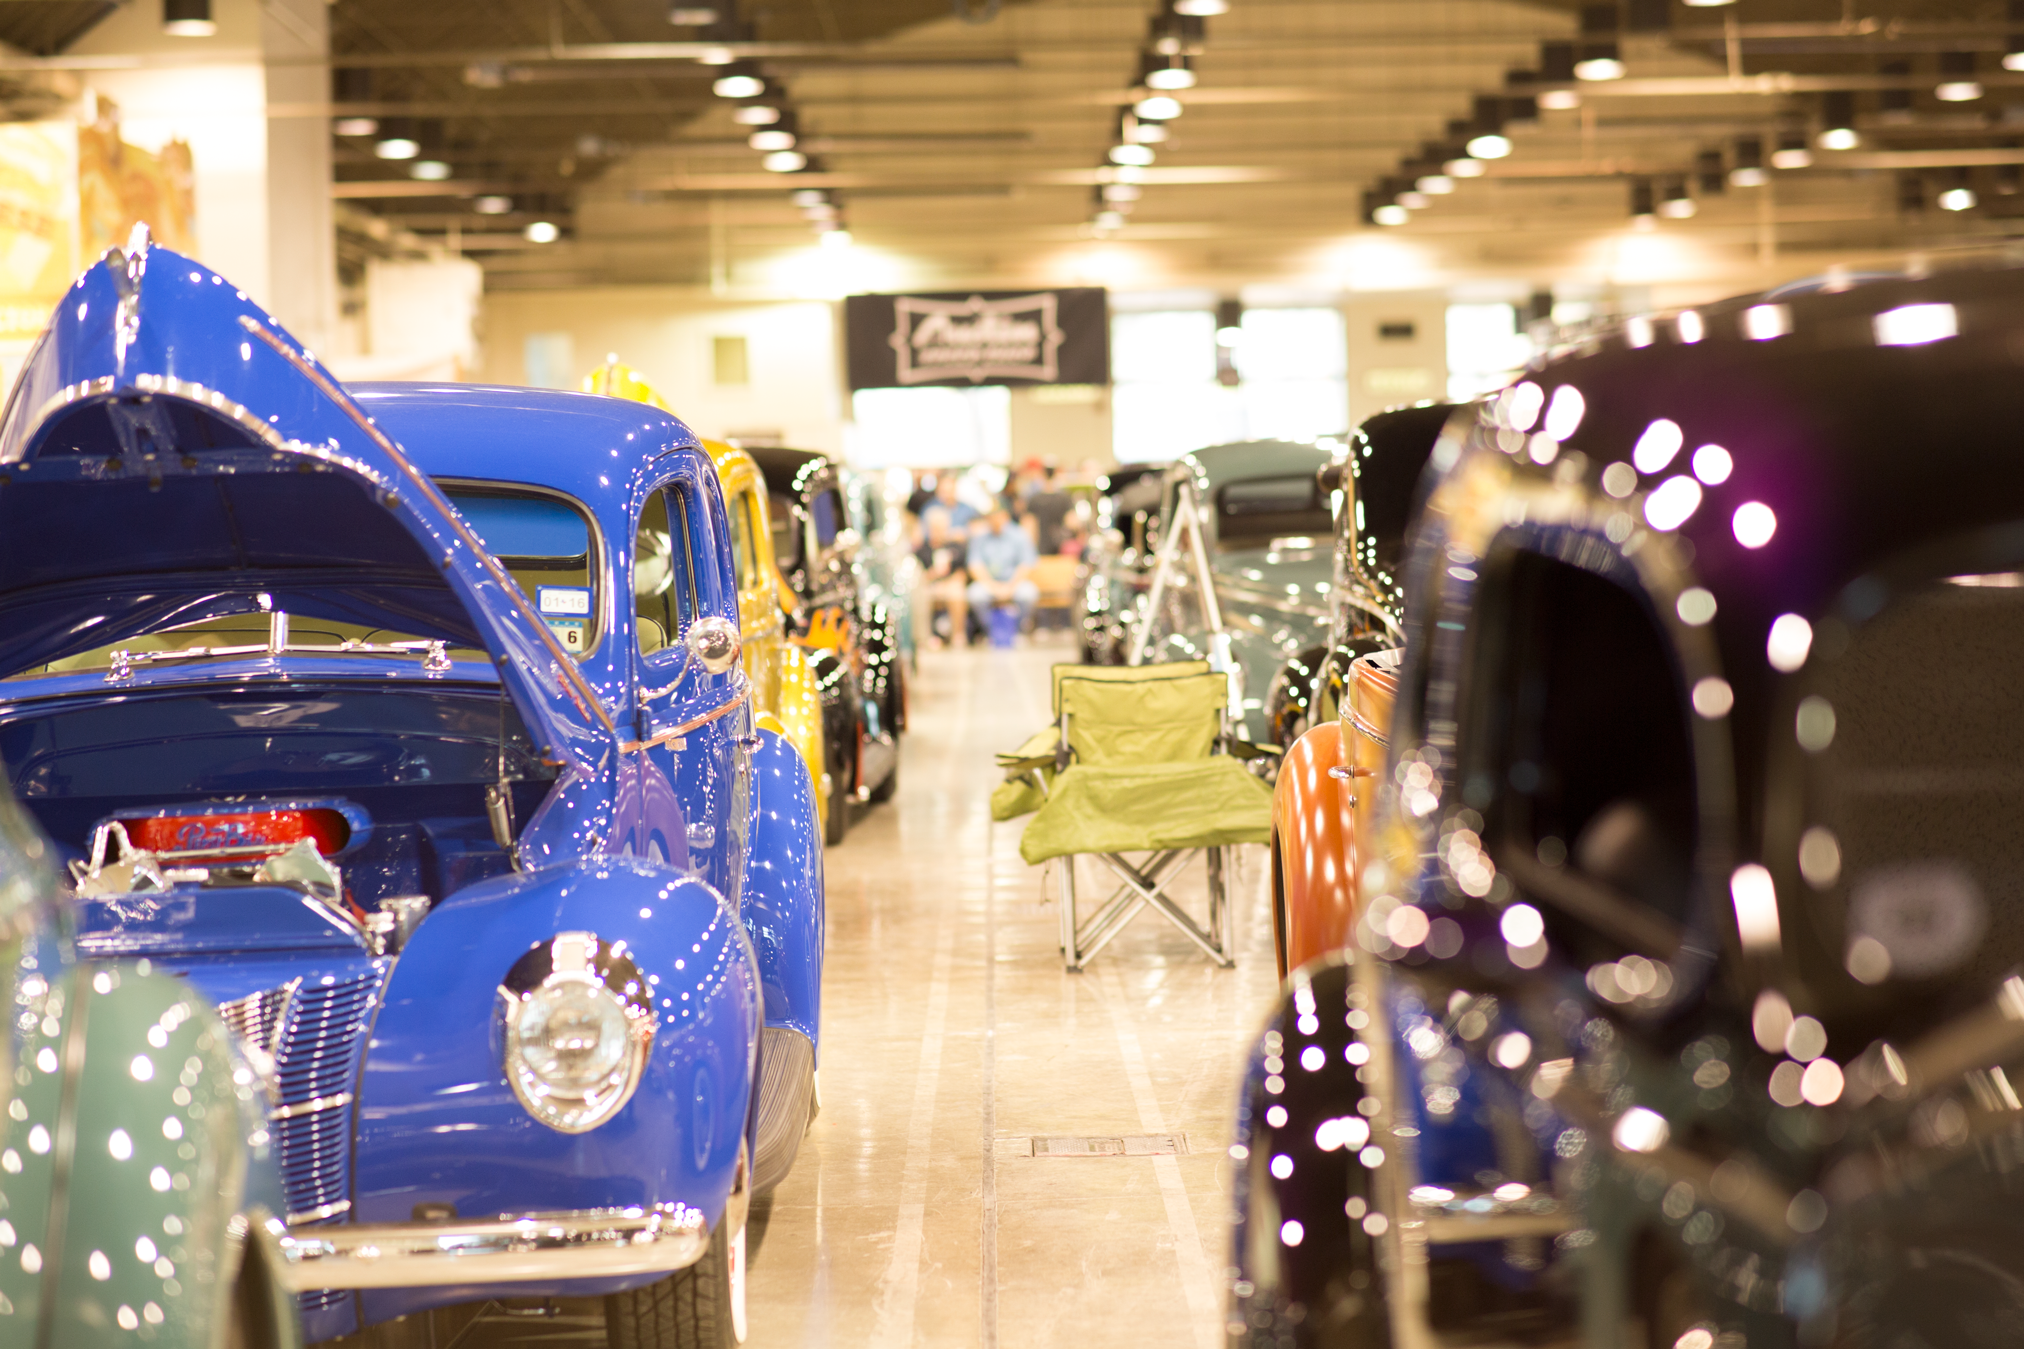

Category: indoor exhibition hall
[3, 1, 2023, 1347]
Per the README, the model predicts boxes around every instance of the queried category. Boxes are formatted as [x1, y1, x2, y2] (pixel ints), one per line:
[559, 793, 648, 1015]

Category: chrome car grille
[220, 968, 382, 1327]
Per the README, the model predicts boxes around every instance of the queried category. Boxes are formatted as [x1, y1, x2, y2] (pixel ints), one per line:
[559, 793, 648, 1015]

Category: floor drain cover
[1005, 1134, 1191, 1157]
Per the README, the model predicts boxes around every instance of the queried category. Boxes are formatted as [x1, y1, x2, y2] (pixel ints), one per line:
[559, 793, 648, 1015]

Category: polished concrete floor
[381, 641, 1280, 1347]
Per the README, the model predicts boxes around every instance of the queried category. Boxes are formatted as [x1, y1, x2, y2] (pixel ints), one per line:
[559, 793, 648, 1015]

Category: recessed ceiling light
[1109, 144, 1155, 167]
[750, 130, 796, 151]
[762, 150, 808, 172]
[374, 137, 420, 161]
[1415, 174, 1454, 195]
[733, 105, 781, 125]
[524, 221, 560, 243]
[1466, 133, 1512, 159]
[1444, 157, 1486, 178]
[1373, 205, 1409, 226]
[1573, 57, 1625, 81]
[1538, 90, 1580, 110]
[1134, 95, 1182, 120]
[409, 160, 452, 181]
[714, 73, 765, 98]
[1730, 166, 1768, 187]
[1145, 66, 1196, 91]
[1939, 186, 1978, 210]
[1817, 127, 1859, 151]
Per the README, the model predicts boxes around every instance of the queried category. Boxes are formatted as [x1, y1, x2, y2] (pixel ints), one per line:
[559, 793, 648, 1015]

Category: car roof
[350, 383, 705, 515]
[1173, 438, 1338, 489]
[1505, 266, 2024, 654]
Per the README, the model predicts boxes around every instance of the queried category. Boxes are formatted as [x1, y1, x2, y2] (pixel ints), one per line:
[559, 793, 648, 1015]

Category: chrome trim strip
[286, 1199, 353, 1225]
[270, 1092, 353, 1122]
[620, 684, 751, 754]
[1347, 703, 1391, 749]
[275, 1202, 709, 1291]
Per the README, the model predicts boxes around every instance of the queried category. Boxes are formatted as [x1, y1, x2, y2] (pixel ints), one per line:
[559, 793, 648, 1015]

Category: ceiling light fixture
[1818, 90, 1858, 149]
[410, 160, 452, 181]
[1573, 3, 1623, 81]
[713, 64, 765, 98]
[696, 46, 735, 65]
[1697, 149, 1727, 195]
[1575, 55, 1625, 81]
[1416, 174, 1454, 195]
[1681, 0, 1735, 6]
[1132, 122, 1168, 143]
[1940, 185, 1977, 210]
[1466, 133, 1512, 159]
[820, 229, 853, 249]
[1658, 179, 1696, 218]
[1145, 63, 1196, 90]
[1134, 94, 1182, 120]
[1109, 144, 1155, 167]
[1094, 209, 1125, 230]
[1396, 190, 1429, 209]
[524, 221, 560, 243]
[762, 150, 808, 172]
[1729, 135, 1765, 186]
[750, 129, 796, 151]
[374, 137, 420, 161]
[667, 6, 720, 23]
[733, 103, 781, 125]
[2009, 0, 2024, 71]
[1630, 178, 1656, 222]
[791, 189, 828, 207]
[1771, 131, 1812, 170]
[473, 196, 512, 214]
[1373, 204, 1409, 226]
[1538, 89, 1581, 110]
[334, 117, 379, 137]
[163, 0, 216, 37]
[1445, 156, 1486, 178]
[1173, 0, 1227, 13]
[1937, 51, 1982, 101]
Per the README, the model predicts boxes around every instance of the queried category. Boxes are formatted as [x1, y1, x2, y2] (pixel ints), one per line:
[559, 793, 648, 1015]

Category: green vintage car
[0, 789, 299, 1347]
[1131, 439, 1341, 746]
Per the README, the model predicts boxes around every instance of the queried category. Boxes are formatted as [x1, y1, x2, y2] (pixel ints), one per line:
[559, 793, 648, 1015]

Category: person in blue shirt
[965, 503, 1039, 628]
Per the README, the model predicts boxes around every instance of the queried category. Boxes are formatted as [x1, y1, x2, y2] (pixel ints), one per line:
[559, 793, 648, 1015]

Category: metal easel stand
[1124, 483, 1244, 720]
[1056, 847, 1235, 972]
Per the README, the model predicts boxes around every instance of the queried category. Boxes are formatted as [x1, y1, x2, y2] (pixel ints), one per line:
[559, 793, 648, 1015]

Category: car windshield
[1793, 570, 2024, 1018]
[1217, 475, 1334, 546]
[442, 487, 601, 658]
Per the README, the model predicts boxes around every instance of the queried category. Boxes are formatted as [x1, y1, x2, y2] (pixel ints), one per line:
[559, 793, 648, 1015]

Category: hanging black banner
[844, 288, 1110, 390]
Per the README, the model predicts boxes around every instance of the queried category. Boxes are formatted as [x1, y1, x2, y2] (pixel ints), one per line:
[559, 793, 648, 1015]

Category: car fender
[353, 858, 760, 1231]
[741, 725, 824, 1050]
[1273, 721, 1359, 976]
[764, 642, 827, 820]
[11, 954, 299, 1348]
[857, 597, 904, 734]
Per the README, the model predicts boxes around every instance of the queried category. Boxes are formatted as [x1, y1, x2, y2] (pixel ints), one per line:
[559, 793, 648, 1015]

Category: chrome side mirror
[686, 615, 742, 675]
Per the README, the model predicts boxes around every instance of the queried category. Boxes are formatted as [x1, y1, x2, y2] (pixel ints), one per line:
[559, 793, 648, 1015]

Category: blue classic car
[0, 236, 823, 1346]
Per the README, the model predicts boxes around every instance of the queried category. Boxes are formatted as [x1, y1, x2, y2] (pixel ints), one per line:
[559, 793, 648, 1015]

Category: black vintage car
[1262, 403, 1452, 750]
[1231, 266, 2024, 1347]
[1077, 461, 1166, 665]
[749, 447, 903, 844]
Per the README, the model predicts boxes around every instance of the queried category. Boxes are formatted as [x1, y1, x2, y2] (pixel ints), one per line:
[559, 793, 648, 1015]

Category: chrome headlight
[499, 931, 656, 1134]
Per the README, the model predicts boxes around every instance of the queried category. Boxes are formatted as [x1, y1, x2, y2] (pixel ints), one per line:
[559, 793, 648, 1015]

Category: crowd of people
[905, 458, 1094, 649]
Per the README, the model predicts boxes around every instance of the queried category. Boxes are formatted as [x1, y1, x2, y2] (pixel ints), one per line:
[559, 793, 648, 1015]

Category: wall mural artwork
[0, 99, 194, 344]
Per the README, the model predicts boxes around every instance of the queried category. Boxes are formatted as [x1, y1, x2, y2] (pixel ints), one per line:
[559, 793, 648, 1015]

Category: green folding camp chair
[994, 662, 1273, 971]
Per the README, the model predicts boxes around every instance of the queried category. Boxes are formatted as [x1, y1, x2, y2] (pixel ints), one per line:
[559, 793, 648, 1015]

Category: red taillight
[123, 808, 350, 861]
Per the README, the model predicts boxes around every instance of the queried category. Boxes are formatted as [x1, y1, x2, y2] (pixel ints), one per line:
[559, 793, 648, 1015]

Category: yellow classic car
[581, 358, 833, 828]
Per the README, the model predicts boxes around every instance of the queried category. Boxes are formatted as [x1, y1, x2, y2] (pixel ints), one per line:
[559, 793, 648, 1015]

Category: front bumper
[275, 1203, 709, 1291]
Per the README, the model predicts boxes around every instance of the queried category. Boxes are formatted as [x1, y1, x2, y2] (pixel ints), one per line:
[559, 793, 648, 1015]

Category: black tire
[823, 748, 851, 845]
[605, 1219, 745, 1349]
[868, 750, 899, 804]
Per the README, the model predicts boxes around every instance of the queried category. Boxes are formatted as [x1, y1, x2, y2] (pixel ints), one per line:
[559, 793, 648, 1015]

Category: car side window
[1473, 550, 1696, 962]
[728, 489, 761, 592]
[812, 489, 842, 548]
[770, 492, 800, 571]
[635, 484, 699, 656]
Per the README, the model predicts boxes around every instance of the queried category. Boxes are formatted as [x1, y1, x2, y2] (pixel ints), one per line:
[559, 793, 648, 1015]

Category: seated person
[916, 473, 978, 648]
[965, 504, 1039, 628]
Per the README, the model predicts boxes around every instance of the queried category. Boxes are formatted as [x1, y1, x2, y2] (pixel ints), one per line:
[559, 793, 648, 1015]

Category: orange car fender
[1271, 721, 1360, 978]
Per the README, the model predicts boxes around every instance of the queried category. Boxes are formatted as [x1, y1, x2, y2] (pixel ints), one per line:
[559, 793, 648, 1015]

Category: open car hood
[0, 236, 614, 772]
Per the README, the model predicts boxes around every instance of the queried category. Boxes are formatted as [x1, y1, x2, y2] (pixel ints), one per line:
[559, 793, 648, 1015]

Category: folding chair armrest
[1222, 736, 1283, 762]
[997, 753, 1058, 775]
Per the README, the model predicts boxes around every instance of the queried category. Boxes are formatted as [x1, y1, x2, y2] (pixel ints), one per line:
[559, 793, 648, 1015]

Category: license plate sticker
[546, 617, 587, 652]
[538, 585, 592, 616]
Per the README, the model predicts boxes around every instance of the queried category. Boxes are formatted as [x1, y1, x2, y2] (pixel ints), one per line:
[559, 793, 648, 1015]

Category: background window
[1111, 308, 1348, 463]
[727, 489, 760, 591]
[846, 386, 1010, 468]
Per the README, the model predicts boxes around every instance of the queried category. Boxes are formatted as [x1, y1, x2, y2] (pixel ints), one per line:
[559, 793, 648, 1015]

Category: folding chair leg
[1058, 855, 1076, 965]
[1097, 851, 1236, 970]
[1207, 845, 1230, 962]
